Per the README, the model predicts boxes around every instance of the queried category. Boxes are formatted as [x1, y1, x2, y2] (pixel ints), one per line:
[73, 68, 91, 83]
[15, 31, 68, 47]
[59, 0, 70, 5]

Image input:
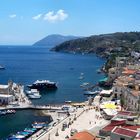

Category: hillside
[33, 34, 80, 47]
[52, 32, 140, 58]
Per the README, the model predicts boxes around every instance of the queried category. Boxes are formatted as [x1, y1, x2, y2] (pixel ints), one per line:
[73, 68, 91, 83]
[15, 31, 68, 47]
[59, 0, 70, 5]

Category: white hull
[28, 94, 41, 99]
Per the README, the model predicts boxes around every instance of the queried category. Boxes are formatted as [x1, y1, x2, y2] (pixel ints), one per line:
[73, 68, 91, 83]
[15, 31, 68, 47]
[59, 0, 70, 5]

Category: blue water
[0, 45, 105, 139]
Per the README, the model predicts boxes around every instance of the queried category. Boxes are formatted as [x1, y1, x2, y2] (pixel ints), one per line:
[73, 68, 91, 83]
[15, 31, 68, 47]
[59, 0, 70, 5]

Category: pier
[29, 105, 62, 111]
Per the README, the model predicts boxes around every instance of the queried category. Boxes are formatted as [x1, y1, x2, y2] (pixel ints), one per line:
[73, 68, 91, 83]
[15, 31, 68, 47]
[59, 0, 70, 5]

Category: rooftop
[112, 127, 137, 137]
[102, 120, 140, 133]
[122, 68, 136, 75]
[69, 131, 97, 140]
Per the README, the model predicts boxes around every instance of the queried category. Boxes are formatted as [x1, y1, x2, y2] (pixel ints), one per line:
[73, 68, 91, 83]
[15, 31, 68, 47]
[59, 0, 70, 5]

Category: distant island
[33, 34, 80, 47]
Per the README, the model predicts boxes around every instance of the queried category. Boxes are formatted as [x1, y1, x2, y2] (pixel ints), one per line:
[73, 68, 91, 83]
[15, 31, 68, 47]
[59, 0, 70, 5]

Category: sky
[0, 0, 140, 45]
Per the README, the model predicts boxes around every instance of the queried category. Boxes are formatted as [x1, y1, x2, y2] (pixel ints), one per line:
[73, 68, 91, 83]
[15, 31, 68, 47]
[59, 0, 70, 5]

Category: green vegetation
[52, 32, 140, 54]
[52, 32, 140, 71]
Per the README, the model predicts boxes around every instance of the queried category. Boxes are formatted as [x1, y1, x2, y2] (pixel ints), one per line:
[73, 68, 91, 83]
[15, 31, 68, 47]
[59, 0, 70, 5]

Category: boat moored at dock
[32, 122, 47, 129]
[27, 80, 57, 91]
[26, 89, 41, 99]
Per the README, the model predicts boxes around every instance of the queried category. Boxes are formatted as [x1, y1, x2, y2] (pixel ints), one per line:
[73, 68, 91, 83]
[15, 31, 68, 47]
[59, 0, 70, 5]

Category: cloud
[32, 14, 42, 20]
[43, 9, 68, 23]
[9, 14, 17, 18]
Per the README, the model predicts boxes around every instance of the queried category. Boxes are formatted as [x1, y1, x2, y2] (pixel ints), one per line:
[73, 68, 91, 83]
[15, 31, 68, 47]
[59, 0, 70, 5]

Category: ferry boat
[27, 80, 57, 90]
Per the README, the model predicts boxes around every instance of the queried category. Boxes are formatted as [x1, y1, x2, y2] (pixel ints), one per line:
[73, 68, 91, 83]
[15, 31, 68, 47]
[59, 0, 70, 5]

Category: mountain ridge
[33, 34, 80, 47]
[51, 32, 140, 57]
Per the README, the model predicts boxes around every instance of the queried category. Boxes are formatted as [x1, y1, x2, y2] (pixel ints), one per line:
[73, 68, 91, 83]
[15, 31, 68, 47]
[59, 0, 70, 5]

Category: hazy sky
[0, 0, 140, 45]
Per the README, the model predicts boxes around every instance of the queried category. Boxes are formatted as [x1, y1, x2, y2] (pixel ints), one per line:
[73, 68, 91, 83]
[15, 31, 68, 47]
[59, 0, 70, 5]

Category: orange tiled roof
[122, 68, 136, 75]
[69, 131, 96, 140]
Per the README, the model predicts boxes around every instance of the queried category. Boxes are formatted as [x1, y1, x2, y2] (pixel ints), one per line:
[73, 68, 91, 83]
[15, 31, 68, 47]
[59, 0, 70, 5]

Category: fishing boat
[27, 80, 57, 90]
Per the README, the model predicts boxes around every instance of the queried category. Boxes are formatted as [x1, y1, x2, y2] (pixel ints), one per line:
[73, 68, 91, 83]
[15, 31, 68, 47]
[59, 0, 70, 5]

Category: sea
[0, 45, 105, 139]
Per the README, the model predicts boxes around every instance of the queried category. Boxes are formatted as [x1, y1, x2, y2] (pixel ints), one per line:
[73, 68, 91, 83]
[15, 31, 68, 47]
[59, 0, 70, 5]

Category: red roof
[118, 111, 131, 116]
[102, 120, 126, 132]
[69, 131, 96, 140]
[102, 120, 140, 132]
[113, 127, 137, 137]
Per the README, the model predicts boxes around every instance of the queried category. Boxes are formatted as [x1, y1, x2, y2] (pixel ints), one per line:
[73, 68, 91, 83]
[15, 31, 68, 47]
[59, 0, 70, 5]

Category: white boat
[0, 65, 5, 70]
[26, 89, 39, 95]
[80, 82, 90, 87]
[78, 76, 84, 80]
[84, 90, 99, 95]
[32, 122, 46, 129]
[14, 134, 25, 139]
[28, 93, 41, 99]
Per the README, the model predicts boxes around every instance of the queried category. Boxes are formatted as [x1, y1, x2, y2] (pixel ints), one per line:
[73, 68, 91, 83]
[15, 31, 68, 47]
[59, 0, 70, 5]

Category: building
[0, 81, 15, 105]
[100, 110, 140, 137]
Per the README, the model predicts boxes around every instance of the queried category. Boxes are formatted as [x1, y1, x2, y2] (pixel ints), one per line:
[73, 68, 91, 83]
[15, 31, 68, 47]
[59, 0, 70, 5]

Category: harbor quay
[28, 106, 109, 140]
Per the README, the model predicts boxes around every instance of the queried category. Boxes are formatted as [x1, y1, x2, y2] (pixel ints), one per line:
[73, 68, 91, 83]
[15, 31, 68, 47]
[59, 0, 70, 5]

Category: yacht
[27, 80, 57, 90]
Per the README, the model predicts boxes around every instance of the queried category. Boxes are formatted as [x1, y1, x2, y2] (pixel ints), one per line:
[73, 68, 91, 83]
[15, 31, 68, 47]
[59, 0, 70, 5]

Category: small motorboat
[24, 128, 36, 133]
[26, 89, 39, 95]
[32, 122, 46, 129]
[7, 110, 16, 114]
[80, 82, 90, 87]
[10, 134, 26, 139]
[26, 89, 41, 99]
[16, 131, 30, 137]
[96, 69, 102, 74]
[84, 90, 99, 95]
[0, 65, 5, 70]
[78, 76, 84, 80]
[65, 101, 72, 104]
[28, 93, 41, 99]
[0, 110, 7, 115]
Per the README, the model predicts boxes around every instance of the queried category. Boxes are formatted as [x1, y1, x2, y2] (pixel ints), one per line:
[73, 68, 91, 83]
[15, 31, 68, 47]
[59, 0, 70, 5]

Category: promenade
[28, 106, 109, 140]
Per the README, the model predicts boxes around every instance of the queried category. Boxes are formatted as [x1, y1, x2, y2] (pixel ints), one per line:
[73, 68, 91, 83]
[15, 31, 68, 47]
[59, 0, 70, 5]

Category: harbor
[0, 46, 105, 139]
